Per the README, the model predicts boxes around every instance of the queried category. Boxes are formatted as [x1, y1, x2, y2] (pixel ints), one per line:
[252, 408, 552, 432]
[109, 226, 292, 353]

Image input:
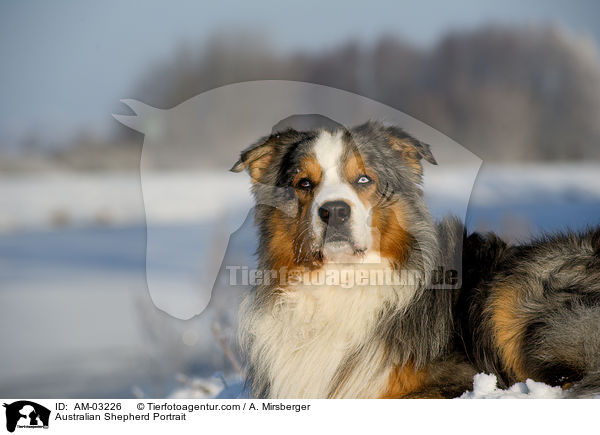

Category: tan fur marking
[379, 361, 429, 398]
[386, 136, 423, 175]
[293, 155, 323, 189]
[490, 285, 529, 381]
[342, 153, 377, 207]
[342, 153, 366, 183]
[248, 151, 273, 181]
[267, 188, 322, 272]
[268, 210, 297, 271]
[237, 137, 278, 182]
[371, 201, 413, 265]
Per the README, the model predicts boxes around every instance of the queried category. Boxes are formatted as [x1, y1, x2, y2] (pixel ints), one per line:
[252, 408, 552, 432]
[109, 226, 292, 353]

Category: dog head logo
[113, 81, 481, 320]
[3, 401, 50, 432]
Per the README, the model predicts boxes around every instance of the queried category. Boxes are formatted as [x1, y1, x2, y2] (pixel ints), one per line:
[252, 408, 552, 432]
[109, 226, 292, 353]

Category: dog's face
[231, 121, 437, 270]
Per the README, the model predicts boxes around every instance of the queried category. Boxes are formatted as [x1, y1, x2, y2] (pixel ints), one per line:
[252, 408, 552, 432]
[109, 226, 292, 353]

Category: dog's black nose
[318, 201, 351, 226]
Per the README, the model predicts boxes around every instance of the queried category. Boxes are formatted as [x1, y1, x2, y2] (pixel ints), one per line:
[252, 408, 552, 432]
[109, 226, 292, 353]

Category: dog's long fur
[459, 228, 600, 397]
[232, 119, 600, 398]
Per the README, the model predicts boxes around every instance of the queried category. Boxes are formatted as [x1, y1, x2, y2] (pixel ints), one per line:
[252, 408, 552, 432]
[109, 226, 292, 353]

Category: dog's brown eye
[296, 178, 313, 190]
[355, 175, 372, 185]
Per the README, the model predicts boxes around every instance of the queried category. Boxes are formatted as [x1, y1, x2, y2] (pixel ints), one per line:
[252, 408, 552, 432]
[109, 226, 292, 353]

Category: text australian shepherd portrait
[230, 117, 600, 399]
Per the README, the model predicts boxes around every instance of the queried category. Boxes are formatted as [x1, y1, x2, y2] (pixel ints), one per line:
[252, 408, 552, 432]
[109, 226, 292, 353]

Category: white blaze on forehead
[313, 130, 344, 181]
[313, 129, 346, 200]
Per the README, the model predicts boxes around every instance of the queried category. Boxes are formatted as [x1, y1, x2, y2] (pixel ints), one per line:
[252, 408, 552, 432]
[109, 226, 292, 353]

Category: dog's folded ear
[230, 134, 280, 182]
[384, 125, 437, 175]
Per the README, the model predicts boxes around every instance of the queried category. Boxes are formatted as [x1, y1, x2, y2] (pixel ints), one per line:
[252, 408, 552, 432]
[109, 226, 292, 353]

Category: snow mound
[460, 373, 565, 399]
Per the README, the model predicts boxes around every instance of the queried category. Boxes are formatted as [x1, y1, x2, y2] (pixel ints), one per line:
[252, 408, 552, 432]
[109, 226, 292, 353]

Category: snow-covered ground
[460, 374, 566, 399]
[1, 164, 599, 398]
[2, 164, 600, 235]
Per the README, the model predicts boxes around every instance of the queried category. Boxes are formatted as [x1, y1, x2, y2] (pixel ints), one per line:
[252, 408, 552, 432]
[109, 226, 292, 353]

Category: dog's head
[231, 120, 437, 271]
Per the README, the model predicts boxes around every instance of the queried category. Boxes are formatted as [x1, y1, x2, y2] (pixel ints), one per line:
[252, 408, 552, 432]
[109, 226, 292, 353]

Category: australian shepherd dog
[231, 119, 600, 398]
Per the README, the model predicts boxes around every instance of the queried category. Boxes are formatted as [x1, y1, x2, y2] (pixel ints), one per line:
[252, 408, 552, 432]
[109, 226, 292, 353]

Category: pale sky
[1, 0, 599, 149]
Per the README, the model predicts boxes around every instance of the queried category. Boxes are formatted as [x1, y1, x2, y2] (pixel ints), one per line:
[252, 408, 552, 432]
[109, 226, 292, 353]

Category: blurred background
[1, 0, 600, 398]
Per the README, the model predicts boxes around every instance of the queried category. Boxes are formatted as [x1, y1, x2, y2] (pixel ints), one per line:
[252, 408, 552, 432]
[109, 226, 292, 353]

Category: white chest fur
[240, 261, 418, 398]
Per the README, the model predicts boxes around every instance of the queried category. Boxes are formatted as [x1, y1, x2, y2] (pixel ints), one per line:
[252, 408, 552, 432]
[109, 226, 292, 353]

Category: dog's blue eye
[356, 175, 372, 185]
[297, 178, 313, 190]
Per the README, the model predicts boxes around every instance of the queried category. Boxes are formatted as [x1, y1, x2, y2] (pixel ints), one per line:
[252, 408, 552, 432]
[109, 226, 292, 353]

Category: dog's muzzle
[318, 200, 353, 244]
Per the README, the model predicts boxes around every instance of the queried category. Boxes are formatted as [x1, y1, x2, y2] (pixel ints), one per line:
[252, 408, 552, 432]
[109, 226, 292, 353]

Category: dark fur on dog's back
[458, 227, 600, 397]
